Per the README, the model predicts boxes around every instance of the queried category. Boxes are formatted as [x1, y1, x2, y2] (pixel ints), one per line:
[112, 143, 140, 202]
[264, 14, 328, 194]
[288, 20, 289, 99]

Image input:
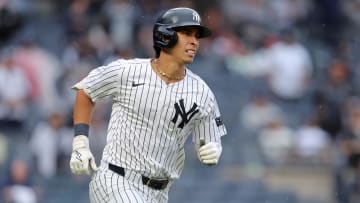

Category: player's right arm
[69, 60, 125, 175]
[69, 89, 98, 175]
[73, 89, 94, 125]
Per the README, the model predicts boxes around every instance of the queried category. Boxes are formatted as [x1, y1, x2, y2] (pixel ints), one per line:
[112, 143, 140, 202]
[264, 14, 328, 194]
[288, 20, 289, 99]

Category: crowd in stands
[0, 0, 360, 202]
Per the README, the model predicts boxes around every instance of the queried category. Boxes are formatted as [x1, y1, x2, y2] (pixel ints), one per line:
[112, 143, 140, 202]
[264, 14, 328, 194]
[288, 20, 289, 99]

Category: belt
[108, 163, 169, 190]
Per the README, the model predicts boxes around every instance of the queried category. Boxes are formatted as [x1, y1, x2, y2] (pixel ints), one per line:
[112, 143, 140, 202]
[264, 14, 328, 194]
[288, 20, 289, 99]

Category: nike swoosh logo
[132, 82, 145, 87]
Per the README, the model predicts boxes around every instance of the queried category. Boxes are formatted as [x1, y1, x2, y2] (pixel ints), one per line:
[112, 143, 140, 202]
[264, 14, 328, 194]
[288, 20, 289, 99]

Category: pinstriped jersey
[75, 58, 226, 180]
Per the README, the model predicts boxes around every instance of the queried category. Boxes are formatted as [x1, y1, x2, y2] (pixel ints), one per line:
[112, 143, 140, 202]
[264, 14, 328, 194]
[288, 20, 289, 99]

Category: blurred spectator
[307, 0, 346, 51]
[134, 22, 154, 58]
[101, 0, 136, 51]
[0, 132, 8, 167]
[204, 7, 242, 57]
[267, 0, 311, 29]
[221, 0, 268, 26]
[312, 92, 343, 141]
[224, 37, 270, 78]
[135, 0, 161, 24]
[257, 117, 295, 165]
[0, 159, 40, 203]
[220, 0, 270, 48]
[62, 0, 92, 42]
[202, 6, 225, 39]
[312, 58, 354, 140]
[13, 40, 62, 115]
[0, 47, 30, 128]
[61, 34, 99, 71]
[29, 109, 72, 179]
[5, 0, 34, 15]
[293, 115, 332, 165]
[264, 27, 313, 101]
[316, 58, 355, 105]
[240, 91, 284, 132]
[338, 97, 360, 202]
[210, 29, 243, 58]
[87, 23, 114, 63]
[342, 0, 360, 30]
[0, 0, 24, 46]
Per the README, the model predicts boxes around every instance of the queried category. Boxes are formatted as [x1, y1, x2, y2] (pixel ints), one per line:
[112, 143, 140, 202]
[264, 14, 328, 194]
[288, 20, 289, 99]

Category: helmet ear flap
[154, 26, 178, 48]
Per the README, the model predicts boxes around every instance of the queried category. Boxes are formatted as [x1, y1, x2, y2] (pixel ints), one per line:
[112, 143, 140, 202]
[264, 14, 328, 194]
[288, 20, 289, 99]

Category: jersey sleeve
[72, 60, 124, 102]
[192, 94, 227, 146]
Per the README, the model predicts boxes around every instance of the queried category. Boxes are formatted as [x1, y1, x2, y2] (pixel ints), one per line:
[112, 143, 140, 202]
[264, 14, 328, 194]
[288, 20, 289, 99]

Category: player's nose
[188, 35, 199, 46]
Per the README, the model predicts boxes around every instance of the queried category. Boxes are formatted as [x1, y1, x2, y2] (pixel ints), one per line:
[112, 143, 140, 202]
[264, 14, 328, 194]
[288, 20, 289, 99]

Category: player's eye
[175, 27, 200, 39]
[177, 29, 191, 36]
[183, 30, 192, 35]
[195, 32, 201, 39]
[181, 30, 200, 38]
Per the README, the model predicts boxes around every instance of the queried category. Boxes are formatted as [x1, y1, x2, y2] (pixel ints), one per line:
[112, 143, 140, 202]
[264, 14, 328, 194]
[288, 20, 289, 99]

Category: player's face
[172, 26, 200, 64]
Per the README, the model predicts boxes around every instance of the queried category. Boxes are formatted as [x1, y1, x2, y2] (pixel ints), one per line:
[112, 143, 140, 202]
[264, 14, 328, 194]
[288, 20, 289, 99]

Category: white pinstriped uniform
[76, 58, 226, 203]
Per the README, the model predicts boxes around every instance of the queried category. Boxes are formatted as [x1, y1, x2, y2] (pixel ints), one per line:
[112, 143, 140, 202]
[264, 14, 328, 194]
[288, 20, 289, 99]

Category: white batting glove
[198, 141, 222, 165]
[70, 135, 98, 175]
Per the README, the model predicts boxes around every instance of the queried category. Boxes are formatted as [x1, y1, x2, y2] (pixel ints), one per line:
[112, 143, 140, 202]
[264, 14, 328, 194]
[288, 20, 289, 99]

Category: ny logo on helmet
[192, 12, 200, 23]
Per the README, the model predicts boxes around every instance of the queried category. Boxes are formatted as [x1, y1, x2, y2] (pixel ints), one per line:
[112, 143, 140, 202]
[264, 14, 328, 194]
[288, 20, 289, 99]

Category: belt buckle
[158, 178, 169, 190]
[145, 178, 152, 186]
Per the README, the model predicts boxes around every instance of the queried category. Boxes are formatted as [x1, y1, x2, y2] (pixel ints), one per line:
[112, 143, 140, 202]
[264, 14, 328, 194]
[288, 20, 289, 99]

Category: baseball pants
[89, 161, 170, 203]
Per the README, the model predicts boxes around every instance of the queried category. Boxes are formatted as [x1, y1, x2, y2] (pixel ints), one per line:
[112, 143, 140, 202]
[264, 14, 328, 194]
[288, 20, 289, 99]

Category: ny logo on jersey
[172, 99, 199, 129]
[192, 12, 200, 23]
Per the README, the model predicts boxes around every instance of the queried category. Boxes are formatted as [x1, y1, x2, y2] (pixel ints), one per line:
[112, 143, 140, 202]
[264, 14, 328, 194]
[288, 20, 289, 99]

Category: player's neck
[152, 57, 186, 83]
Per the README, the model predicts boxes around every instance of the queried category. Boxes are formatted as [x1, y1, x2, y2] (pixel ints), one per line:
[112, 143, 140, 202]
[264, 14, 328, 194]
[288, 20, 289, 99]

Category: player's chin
[183, 56, 195, 64]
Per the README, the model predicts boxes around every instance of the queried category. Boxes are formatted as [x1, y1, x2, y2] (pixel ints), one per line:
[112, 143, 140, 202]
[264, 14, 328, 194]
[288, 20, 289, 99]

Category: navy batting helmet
[153, 7, 211, 51]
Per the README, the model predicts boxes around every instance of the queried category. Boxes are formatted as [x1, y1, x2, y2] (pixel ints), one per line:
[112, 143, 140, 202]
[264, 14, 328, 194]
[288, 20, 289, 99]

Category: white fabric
[70, 135, 98, 175]
[258, 124, 294, 163]
[0, 64, 30, 119]
[30, 121, 73, 178]
[0, 65, 29, 101]
[76, 58, 226, 180]
[265, 42, 312, 99]
[294, 126, 330, 158]
[9, 185, 37, 203]
[240, 100, 284, 130]
[90, 161, 170, 203]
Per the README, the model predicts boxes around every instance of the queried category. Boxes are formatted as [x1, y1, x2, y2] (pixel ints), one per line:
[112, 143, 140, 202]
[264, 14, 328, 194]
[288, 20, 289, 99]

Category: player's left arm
[198, 139, 222, 165]
[193, 96, 226, 165]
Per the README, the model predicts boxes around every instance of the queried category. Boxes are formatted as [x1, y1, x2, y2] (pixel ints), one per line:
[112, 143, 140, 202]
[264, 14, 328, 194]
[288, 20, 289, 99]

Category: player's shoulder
[186, 69, 215, 95]
[186, 69, 208, 86]
[106, 58, 151, 68]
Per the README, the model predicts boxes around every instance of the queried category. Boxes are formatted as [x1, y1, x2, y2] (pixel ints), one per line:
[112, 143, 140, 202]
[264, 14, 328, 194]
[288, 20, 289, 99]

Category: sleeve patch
[215, 117, 223, 126]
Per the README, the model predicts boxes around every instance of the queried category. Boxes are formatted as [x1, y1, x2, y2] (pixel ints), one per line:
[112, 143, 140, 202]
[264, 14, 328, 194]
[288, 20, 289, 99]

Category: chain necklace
[153, 59, 186, 81]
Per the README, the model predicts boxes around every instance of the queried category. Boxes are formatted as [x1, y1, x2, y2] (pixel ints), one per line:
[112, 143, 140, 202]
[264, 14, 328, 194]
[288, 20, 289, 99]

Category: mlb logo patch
[215, 117, 223, 126]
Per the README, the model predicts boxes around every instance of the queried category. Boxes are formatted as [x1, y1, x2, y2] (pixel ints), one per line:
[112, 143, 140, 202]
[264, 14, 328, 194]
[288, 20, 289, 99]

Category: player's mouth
[185, 49, 196, 57]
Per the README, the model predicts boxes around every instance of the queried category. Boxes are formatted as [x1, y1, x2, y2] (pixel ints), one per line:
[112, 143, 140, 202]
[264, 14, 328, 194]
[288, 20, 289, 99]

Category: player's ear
[162, 35, 171, 43]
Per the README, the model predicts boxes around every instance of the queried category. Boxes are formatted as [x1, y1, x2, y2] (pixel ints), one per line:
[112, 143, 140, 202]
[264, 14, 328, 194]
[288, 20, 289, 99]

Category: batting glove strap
[70, 135, 98, 175]
[198, 142, 222, 165]
[72, 135, 89, 149]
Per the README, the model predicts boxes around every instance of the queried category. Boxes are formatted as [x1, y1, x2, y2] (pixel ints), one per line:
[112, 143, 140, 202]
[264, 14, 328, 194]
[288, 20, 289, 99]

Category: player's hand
[70, 135, 98, 175]
[198, 141, 222, 165]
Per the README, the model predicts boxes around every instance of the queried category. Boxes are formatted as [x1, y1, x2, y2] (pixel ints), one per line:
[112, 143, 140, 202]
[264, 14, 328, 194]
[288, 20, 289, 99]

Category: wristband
[74, 123, 89, 137]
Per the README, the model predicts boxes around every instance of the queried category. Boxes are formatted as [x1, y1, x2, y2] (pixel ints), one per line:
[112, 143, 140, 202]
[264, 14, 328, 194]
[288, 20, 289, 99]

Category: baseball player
[69, 7, 227, 203]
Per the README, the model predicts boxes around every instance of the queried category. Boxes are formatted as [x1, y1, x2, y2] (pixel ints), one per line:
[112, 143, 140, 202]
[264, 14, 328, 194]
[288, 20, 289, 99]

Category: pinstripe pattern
[90, 162, 170, 203]
[78, 58, 226, 202]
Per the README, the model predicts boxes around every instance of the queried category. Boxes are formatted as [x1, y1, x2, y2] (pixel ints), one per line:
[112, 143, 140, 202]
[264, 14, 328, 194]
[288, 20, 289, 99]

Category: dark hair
[154, 46, 161, 58]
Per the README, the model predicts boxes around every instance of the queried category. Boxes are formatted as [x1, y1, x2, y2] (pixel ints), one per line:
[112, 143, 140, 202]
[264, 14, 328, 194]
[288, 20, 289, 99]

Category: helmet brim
[171, 25, 212, 38]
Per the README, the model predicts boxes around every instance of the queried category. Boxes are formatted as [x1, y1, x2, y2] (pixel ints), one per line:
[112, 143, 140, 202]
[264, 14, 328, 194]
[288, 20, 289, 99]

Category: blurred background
[0, 0, 360, 202]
